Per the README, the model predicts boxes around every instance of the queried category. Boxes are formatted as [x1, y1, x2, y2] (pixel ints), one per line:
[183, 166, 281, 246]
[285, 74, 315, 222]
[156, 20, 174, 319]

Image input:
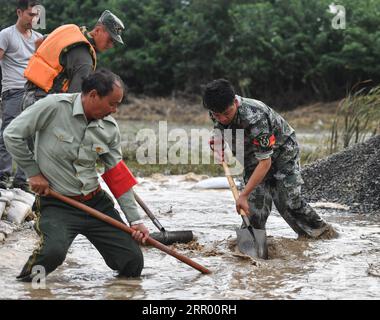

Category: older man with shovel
[4, 69, 149, 281]
[203, 79, 337, 259]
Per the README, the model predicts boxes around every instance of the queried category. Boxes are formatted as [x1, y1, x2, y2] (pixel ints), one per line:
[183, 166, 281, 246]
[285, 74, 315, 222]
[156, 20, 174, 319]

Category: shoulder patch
[54, 93, 77, 103]
[253, 133, 276, 149]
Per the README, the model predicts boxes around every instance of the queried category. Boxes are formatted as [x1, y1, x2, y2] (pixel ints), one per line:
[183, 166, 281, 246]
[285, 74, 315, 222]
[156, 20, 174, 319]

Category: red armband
[101, 161, 138, 199]
[253, 134, 276, 148]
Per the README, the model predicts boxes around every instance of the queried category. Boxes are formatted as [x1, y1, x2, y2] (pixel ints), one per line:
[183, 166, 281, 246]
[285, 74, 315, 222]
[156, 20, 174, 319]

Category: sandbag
[11, 188, 35, 207]
[193, 177, 241, 189]
[0, 190, 15, 202]
[0, 198, 8, 220]
[6, 200, 32, 225]
[0, 191, 13, 221]
[0, 220, 17, 235]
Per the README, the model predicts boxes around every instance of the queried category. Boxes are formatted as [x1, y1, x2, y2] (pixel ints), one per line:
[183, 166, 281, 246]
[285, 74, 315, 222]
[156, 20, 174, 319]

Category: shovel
[133, 191, 194, 245]
[222, 161, 268, 259]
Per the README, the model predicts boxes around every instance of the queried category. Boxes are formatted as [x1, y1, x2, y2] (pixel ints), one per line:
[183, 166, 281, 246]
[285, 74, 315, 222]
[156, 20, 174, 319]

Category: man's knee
[248, 193, 271, 229]
[17, 243, 67, 282]
[43, 244, 67, 272]
[118, 249, 144, 278]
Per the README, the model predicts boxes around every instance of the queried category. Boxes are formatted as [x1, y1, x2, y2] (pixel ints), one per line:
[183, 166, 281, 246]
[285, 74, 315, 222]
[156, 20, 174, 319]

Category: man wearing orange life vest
[21, 10, 125, 110]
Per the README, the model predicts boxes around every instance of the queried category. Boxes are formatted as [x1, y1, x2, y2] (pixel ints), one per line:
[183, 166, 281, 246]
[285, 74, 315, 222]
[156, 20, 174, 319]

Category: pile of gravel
[302, 135, 380, 214]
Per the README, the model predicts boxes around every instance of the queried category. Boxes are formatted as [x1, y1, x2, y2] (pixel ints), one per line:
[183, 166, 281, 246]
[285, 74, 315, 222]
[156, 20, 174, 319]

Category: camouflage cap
[98, 10, 125, 45]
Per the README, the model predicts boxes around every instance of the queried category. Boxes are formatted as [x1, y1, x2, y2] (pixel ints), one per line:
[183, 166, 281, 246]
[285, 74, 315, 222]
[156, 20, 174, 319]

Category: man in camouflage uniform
[203, 79, 336, 251]
[21, 10, 125, 110]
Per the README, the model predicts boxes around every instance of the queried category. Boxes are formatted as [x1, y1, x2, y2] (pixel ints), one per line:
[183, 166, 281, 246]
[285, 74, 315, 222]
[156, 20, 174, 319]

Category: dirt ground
[116, 94, 340, 129]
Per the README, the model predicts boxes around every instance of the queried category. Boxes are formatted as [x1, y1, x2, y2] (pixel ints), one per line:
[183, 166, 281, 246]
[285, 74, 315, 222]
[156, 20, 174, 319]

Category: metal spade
[222, 162, 268, 259]
[133, 191, 194, 245]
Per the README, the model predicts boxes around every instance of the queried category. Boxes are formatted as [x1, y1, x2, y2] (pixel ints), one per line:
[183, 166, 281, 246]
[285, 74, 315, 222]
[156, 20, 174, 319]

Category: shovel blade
[236, 227, 268, 259]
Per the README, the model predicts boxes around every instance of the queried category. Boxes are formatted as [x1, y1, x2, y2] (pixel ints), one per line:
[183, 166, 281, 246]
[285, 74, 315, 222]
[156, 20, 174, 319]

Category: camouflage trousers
[20, 89, 47, 152]
[21, 89, 46, 111]
[244, 136, 329, 238]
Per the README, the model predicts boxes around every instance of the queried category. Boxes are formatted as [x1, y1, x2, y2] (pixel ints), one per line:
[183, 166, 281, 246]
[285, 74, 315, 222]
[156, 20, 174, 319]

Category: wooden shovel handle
[222, 161, 248, 217]
[48, 190, 211, 275]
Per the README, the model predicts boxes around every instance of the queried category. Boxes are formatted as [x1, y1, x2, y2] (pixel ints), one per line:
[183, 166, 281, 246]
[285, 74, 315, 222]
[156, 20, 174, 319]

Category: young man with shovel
[4, 69, 149, 281]
[203, 79, 337, 259]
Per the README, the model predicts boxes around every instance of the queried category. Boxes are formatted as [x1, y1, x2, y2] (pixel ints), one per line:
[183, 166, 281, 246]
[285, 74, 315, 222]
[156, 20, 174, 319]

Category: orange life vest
[24, 24, 97, 93]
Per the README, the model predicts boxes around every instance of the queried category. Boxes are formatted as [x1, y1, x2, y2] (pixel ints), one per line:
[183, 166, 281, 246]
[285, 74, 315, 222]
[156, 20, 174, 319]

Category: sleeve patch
[253, 134, 276, 149]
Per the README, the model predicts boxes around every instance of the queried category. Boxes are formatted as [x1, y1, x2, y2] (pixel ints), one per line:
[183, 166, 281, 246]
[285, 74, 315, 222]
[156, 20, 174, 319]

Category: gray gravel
[302, 135, 380, 214]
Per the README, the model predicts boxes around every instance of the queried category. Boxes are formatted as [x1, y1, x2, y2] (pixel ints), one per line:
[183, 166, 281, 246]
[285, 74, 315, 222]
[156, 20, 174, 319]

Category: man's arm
[64, 45, 94, 93]
[0, 29, 9, 60]
[100, 122, 149, 243]
[3, 96, 58, 179]
[236, 114, 276, 214]
[236, 158, 272, 214]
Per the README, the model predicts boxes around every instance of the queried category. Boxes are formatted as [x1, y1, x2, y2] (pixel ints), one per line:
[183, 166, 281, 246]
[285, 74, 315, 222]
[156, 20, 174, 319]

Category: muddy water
[0, 176, 379, 300]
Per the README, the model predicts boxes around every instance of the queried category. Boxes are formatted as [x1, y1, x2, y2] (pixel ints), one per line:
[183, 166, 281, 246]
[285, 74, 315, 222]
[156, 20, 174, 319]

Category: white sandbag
[0, 193, 11, 220]
[11, 188, 35, 207]
[180, 173, 209, 182]
[0, 220, 17, 235]
[0, 190, 15, 202]
[310, 202, 350, 211]
[193, 177, 241, 189]
[5, 200, 32, 225]
[0, 199, 7, 220]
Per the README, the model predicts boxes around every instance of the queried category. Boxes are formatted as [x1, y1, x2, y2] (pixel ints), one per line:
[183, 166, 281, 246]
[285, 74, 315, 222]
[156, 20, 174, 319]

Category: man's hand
[29, 174, 50, 196]
[236, 194, 250, 216]
[131, 223, 150, 244]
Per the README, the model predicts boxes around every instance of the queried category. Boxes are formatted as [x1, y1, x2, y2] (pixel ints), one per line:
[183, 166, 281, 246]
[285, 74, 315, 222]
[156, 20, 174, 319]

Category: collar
[227, 95, 242, 127]
[80, 26, 97, 51]
[236, 95, 242, 106]
[73, 94, 105, 129]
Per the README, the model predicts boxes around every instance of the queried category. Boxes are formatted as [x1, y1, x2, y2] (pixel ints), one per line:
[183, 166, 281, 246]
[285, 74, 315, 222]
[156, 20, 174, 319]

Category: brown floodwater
[0, 176, 379, 300]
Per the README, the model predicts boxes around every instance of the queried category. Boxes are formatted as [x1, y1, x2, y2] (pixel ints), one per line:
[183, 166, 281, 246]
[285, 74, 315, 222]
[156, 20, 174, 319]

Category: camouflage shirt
[211, 96, 296, 172]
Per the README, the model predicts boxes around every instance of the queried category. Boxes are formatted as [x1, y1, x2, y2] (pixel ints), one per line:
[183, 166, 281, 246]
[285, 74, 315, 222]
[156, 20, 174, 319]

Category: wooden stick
[222, 161, 248, 217]
[48, 190, 211, 275]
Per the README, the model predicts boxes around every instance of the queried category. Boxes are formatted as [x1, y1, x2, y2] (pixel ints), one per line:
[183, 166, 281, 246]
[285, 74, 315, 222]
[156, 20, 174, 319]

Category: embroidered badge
[253, 134, 276, 148]
[95, 147, 103, 154]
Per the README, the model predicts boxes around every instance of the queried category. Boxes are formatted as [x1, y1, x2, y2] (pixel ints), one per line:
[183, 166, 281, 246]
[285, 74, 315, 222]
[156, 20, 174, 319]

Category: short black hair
[82, 68, 125, 98]
[17, 0, 40, 10]
[203, 79, 236, 113]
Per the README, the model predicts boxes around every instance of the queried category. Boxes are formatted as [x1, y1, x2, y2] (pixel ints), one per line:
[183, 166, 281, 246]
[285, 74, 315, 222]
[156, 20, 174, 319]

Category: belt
[69, 186, 102, 202]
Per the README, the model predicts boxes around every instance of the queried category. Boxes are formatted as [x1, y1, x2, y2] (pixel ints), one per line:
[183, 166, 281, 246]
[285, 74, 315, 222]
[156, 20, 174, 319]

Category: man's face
[93, 25, 114, 52]
[211, 99, 239, 125]
[85, 82, 124, 120]
[17, 6, 39, 30]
